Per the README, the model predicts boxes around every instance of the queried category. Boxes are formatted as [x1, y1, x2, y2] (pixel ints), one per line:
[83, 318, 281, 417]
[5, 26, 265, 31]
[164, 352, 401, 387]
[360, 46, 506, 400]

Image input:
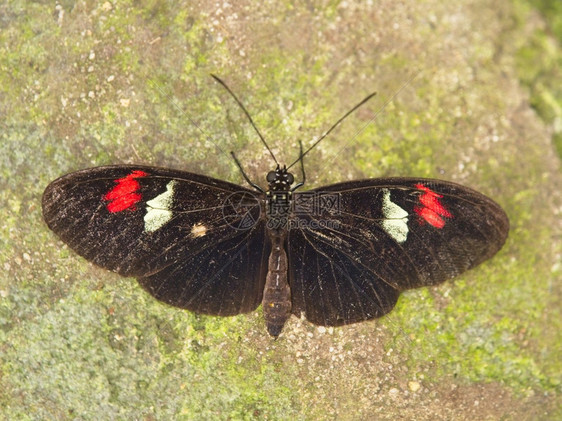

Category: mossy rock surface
[1, 1, 560, 419]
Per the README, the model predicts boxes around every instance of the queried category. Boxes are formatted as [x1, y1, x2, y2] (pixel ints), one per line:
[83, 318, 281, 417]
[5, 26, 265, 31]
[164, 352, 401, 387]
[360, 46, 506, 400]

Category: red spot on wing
[106, 192, 143, 213]
[103, 170, 148, 213]
[414, 207, 446, 228]
[414, 183, 452, 228]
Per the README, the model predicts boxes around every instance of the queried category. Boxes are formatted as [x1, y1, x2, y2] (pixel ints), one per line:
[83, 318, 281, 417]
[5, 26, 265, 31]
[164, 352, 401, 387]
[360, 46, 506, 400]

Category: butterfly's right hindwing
[42, 165, 269, 316]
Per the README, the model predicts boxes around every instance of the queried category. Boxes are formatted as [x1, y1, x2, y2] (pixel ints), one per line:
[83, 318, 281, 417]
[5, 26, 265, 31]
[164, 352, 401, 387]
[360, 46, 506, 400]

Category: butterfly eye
[285, 173, 294, 184]
[266, 171, 277, 182]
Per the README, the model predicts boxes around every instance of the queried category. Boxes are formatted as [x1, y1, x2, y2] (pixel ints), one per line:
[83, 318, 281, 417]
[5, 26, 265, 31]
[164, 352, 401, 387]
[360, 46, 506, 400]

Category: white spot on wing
[144, 180, 176, 232]
[381, 188, 409, 243]
[191, 222, 207, 238]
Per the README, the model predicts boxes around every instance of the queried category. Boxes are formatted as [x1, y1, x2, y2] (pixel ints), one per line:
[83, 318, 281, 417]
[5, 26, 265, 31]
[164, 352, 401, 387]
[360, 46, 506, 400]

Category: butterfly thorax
[265, 166, 294, 231]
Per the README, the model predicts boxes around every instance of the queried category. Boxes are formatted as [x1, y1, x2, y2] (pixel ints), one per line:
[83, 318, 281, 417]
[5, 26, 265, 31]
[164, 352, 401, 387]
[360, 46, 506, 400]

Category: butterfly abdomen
[262, 230, 292, 338]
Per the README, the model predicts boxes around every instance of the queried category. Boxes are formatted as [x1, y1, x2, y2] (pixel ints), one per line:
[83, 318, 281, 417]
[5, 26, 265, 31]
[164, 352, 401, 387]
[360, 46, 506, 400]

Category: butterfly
[42, 77, 509, 337]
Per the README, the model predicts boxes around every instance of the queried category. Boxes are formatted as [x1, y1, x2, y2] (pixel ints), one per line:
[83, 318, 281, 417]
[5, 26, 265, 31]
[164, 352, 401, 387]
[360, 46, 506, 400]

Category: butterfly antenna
[211, 74, 279, 166]
[291, 140, 306, 191]
[230, 151, 265, 193]
[323, 70, 422, 168]
[287, 91, 377, 169]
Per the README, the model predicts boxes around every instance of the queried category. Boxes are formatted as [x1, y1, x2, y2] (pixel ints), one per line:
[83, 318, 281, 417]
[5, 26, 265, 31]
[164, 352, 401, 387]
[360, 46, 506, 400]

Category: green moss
[513, 0, 562, 159]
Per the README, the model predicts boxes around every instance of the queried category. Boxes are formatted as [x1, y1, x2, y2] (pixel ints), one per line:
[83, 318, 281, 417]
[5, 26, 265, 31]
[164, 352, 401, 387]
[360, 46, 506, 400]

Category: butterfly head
[266, 166, 294, 192]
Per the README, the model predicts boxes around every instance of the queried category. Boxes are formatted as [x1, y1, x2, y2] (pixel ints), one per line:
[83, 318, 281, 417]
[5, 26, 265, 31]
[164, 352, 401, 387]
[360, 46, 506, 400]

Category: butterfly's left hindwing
[42, 165, 269, 316]
[288, 178, 509, 326]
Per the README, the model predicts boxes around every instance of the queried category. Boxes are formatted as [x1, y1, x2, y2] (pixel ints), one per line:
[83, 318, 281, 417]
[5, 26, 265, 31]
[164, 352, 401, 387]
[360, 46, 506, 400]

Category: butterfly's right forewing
[42, 165, 269, 316]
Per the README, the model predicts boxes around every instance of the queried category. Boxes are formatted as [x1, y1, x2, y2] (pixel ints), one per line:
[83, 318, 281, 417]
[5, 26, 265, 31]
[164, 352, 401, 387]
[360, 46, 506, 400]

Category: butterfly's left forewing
[42, 165, 269, 316]
[288, 178, 509, 326]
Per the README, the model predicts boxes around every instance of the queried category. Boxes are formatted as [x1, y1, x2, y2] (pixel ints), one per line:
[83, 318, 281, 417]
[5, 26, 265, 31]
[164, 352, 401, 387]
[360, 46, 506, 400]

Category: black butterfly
[42, 78, 509, 337]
